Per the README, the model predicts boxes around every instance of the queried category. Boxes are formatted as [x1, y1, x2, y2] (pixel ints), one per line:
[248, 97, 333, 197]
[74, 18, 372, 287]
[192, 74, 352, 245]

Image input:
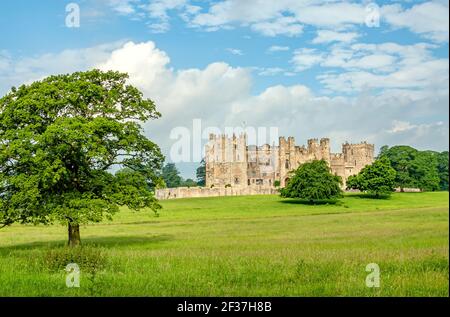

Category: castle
[156, 134, 374, 200]
[205, 133, 374, 189]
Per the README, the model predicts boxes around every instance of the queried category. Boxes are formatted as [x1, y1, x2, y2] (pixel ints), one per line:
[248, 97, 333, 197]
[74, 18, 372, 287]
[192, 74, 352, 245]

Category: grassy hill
[0, 192, 448, 296]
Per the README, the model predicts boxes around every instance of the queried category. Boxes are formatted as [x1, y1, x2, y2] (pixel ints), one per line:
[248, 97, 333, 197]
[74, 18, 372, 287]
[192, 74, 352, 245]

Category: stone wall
[156, 186, 279, 200]
[205, 133, 375, 190]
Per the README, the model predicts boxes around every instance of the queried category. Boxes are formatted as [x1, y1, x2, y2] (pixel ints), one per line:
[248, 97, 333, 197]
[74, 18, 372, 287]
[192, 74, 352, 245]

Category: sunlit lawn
[0, 192, 448, 296]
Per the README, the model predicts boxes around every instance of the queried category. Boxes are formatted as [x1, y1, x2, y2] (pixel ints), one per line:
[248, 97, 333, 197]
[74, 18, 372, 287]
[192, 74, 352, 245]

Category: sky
[0, 0, 448, 179]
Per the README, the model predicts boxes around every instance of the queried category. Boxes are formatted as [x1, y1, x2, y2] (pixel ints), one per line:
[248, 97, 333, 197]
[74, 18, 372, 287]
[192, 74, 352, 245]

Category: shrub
[346, 156, 396, 198]
[43, 245, 107, 273]
[280, 160, 342, 203]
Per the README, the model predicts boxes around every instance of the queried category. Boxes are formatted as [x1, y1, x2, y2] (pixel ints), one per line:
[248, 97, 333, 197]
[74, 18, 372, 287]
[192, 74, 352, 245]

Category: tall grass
[0, 192, 448, 296]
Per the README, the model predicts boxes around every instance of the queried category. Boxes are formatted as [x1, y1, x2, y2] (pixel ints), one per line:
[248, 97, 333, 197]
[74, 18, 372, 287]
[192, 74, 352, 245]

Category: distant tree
[379, 146, 444, 191]
[378, 145, 417, 191]
[410, 151, 440, 191]
[161, 163, 183, 188]
[0, 70, 164, 247]
[280, 160, 342, 203]
[274, 180, 281, 188]
[117, 166, 165, 191]
[346, 157, 396, 198]
[196, 159, 206, 186]
[378, 145, 390, 158]
[182, 178, 197, 188]
[437, 151, 449, 191]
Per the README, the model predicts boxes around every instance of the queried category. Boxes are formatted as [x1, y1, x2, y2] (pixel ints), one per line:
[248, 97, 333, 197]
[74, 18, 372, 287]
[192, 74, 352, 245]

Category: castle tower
[278, 136, 297, 187]
[320, 138, 331, 163]
[205, 133, 248, 188]
[341, 141, 375, 185]
[307, 138, 319, 158]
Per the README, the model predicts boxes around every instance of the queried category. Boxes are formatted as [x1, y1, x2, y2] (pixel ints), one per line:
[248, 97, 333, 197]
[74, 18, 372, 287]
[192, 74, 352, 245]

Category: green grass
[0, 192, 448, 296]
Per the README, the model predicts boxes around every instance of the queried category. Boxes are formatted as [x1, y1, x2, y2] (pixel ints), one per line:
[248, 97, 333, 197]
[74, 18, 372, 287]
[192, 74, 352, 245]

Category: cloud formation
[105, 0, 449, 43]
[0, 41, 448, 176]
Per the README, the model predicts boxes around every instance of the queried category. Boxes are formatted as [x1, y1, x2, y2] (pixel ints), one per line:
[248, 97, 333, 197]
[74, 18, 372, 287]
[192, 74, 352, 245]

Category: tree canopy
[0, 69, 164, 246]
[346, 156, 396, 197]
[161, 163, 183, 188]
[196, 159, 206, 186]
[280, 160, 342, 203]
[378, 145, 447, 191]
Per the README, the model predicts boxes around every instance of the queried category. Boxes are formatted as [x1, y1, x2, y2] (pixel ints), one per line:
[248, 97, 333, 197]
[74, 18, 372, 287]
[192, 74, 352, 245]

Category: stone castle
[205, 134, 374, 189]
[156, 134, 374, 200]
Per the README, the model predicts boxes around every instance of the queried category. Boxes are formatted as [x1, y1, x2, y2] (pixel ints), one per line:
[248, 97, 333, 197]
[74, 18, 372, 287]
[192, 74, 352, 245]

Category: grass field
[0, 192, 448, 296]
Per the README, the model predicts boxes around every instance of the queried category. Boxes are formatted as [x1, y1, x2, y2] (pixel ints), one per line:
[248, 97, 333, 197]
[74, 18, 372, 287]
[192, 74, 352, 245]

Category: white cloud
[267, 45, 290, 53]
[256, 67, 285, 76]
[189, 0, 366, 34]
[102, 1, 449, 42]
[0, 42, 125, 94]
[108, 0, 138, 15]
[316, 42, 448, 92]
[0, 41, 448, 175]
[312, 30, 360, 44]
[290, 48, 324, 71]
[226, 48, 243, 55]
[250, 16, 303, 37]
[382, 1, 449, 42]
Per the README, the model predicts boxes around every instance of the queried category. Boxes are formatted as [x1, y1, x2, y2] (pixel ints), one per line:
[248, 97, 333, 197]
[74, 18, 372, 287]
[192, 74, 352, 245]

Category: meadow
[0, 192, 448, 296]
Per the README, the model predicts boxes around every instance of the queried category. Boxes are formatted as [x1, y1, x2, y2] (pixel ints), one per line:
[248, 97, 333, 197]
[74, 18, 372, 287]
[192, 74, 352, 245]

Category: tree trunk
[68, 223, 81, 247]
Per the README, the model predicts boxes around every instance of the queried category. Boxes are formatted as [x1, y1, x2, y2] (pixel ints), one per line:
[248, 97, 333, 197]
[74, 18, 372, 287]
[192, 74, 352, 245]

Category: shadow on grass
[346, 193, 392, 200]
[0, 234, 174, 254]
[279, 198, 342, 205]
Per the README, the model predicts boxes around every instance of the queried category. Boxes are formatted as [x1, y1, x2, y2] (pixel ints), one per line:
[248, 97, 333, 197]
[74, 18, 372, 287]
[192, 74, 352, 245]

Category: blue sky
[0, 0, 448, 178]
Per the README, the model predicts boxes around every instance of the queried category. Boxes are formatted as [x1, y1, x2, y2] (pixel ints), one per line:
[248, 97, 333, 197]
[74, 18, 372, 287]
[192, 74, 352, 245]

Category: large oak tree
[0, 70, 164, 247]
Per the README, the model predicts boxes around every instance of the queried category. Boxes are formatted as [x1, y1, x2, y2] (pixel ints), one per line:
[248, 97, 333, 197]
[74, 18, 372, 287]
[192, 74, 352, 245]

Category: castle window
[248, 179, 250, 185]
[285, 160, 289, 169]
[234, 177, 239, 184]
[256, 179, 263, 185]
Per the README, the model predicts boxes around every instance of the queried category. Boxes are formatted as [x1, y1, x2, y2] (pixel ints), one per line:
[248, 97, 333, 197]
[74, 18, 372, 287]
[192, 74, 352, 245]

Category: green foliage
[274, 180, 281, 187]
[196, 159, 206, 186]
[346, 156, 396, 197]
[280, 160, 342, 202]
[43, 245, 107, 273]
[379, 145, 447, 191]
[182, 178, 197, 188]
[411, 151, 440, 191]
[161, 163, 183, 188]
[437, 151, 449, 191]
[0, 70, 164, 235]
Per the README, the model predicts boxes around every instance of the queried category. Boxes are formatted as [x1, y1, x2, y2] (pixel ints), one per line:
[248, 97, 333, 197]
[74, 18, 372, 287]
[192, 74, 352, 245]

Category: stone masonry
[156, 133, 374, 199]
[205, 133, 374, 189]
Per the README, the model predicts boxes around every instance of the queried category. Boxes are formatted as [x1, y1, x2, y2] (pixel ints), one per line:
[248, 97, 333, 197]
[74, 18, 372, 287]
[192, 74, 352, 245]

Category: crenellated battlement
[205, 134, 374, 189]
